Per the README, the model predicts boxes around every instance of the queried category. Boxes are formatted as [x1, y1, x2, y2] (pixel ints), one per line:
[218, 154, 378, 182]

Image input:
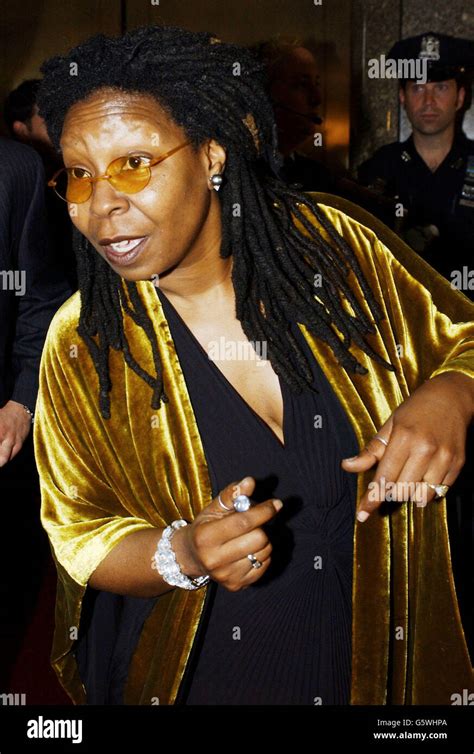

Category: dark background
[1, 0, 473, 173]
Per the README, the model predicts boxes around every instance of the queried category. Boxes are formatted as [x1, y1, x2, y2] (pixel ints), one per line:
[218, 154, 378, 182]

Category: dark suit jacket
[0, 138, 71, 412]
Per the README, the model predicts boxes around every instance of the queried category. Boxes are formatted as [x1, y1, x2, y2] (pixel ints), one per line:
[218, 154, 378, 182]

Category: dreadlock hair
[38, 25, 394, 420]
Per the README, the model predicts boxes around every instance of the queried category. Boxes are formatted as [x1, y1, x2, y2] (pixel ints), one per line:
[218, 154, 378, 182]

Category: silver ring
[373, 436, 389, 447]
[218, 494, 233, 511]
[233, 494, 251, 512]
[247, 553, 262, 569]
[218, 493, 252, 512]
[423, 481, 450, 499]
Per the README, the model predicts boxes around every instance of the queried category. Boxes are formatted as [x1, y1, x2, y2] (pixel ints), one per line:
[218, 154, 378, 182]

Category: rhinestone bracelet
[152, 519, 210, 591]
[22, 405, 34, 424]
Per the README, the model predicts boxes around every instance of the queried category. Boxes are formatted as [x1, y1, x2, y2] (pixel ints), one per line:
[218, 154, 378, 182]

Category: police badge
[419, 35, 441, 61]
[459, 155, 474, 208]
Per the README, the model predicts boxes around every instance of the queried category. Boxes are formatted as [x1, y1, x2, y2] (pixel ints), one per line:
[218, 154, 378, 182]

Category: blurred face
[30, 106, 53, 145]
[13, 106, 53, 149]
[400, 79, 465, 136]
[60, 88, 225, 282]
[269, 47, 321, 149]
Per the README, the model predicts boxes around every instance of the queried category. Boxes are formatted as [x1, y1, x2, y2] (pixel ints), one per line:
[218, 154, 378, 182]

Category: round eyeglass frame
[48, 141, 191, 203]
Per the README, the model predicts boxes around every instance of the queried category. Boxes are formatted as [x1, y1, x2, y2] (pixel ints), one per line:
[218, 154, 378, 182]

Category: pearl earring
[210, 174, 223, 192]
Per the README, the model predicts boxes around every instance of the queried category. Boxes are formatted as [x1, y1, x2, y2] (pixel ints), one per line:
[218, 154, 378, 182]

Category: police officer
[358, 32, 474, 297]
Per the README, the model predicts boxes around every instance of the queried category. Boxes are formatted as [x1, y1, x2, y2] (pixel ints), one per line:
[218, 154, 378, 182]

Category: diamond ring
[218, 493, 252, 512]
[233, 494, 251, 512]
[423, 482, 450, 499]
[247, 553, 262, 569]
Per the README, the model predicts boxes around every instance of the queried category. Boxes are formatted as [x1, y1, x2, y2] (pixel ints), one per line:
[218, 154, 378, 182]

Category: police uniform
[358, 32, 474, 295]
[362, 32, 474, 660]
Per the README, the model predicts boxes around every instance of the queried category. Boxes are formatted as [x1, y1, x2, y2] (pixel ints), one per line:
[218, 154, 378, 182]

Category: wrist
[151, 521, 209, 591]
[171, 524, 206, 579]
[7, 400, 34, 424]
[429, 371, 474, 419]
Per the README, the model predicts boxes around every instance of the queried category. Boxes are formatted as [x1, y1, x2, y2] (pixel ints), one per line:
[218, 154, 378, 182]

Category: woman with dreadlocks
[34, 25, 473, 706]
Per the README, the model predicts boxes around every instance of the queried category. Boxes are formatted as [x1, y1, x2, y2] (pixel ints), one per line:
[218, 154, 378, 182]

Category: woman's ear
[205, 138, 227, 177]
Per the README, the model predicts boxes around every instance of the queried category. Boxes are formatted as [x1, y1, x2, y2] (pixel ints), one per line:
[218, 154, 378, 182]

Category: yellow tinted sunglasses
[48, 141, 191, 203]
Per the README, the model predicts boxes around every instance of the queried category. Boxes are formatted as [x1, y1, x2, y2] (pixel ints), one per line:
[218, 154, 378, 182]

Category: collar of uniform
[405, 131, 473, 171]
[444, 131, 472, 169]
[448, 131, 474, 165]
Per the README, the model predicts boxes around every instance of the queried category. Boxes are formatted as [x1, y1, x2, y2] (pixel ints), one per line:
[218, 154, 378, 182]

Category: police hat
[388, 32, 474, 82]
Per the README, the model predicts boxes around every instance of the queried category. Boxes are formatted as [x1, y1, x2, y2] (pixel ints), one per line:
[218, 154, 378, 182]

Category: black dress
[75, 287, 359, 705]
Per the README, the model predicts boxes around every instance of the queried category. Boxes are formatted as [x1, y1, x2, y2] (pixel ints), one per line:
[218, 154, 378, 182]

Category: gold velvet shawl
[34, 194, 474, 705]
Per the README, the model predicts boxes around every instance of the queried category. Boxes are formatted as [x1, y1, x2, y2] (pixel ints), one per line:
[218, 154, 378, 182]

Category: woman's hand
[172, 476, 283, 591]
[341, 372, 474, 522]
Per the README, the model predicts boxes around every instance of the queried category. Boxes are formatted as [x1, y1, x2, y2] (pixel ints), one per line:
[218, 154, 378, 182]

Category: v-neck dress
[75, 286, 359, 705]
[158, 288, 359, 705]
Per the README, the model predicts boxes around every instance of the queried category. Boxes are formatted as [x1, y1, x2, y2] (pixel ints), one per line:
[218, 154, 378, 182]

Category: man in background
[0, 137, 71, 689]
[358, 32, 474, 294]
[255, 38, 400, 220]
[4, 80, 76, 290]
[4, 80, 55, 166]
[254, 38, 335, 192]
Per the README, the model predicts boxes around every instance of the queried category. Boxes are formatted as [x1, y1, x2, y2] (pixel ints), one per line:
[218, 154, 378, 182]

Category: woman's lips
[102, 236, 148, 266]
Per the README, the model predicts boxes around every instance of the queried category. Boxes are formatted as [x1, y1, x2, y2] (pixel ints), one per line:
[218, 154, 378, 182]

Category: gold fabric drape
[34, 194, 474, 705]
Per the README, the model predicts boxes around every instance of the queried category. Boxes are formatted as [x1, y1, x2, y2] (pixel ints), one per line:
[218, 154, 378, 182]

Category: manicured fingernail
[344, 456, 358, 462]
[273, 499, 283, 511]
[357, 510, 370, 522]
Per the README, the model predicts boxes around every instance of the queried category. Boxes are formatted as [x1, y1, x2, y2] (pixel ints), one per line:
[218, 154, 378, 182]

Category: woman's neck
[158, 246, 234, 312]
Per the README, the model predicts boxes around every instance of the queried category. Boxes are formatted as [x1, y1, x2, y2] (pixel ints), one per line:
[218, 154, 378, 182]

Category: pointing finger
[341, 434, 389, 472]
